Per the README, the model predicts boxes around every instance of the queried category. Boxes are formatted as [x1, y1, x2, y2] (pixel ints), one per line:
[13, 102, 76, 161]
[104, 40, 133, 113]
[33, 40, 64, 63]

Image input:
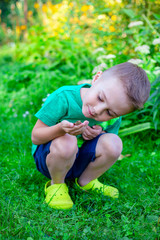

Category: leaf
[118, 154, 131, 161]
[47, 60, 61, 70]
[151, 75, 160, 87]
[153, 13, 160, 20]
[148, 89, 158, 101]
[120, 120, 132, 128]
[119, 122, 154, 137]
[155, 138, 160, 145]
[100, 8, 111, 14]
[122, 9, 136, 18]
[146, 215, 159, 223]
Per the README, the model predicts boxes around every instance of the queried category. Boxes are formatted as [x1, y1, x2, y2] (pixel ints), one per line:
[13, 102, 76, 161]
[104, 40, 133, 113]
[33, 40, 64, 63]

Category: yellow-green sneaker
[75, 178, 119, 199]
[44, 181, 73, 210]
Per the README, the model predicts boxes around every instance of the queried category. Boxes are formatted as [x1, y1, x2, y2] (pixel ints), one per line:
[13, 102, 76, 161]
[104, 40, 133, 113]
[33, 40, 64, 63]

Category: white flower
[93, 48, 105, 54]
[100, 63, 107, 68]
[150, 59, 156, 63]
[23, 111, 29, 118]
[7, 29, 12, 34]
[44, 51, 49, 58]
[128, 59, 144, 65]
[145, 70, 151, 75]
[97, 54, 116, 61]
[92, 63, 107, 74]
[152, 38, 160, 45]
[13, 113, 17, 118]
[30, 102, 33, 105]
[42, 97, 47, 102]
[153, 67, 160, 75]
[42, 94, 50, 102]
[8, 42, 15, 48]
[97, 14, 106, 20]
[135, 45, 150, 54]
[128, 21, 143, 28]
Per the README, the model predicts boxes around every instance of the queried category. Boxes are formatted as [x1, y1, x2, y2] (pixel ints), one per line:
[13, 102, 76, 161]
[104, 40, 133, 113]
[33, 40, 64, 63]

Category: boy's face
[81, 72, 133, 122]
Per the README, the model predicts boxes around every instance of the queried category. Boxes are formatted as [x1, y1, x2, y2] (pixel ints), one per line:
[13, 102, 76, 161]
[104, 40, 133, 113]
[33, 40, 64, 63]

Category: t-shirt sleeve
[99, 117, 122, 135]
[105, 117, 122, 135]
[35, 90, 67, 126]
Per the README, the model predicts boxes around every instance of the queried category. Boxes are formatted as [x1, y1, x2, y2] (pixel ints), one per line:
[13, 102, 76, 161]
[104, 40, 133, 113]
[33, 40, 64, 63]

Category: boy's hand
[60, 120, 89, 136]
[82, 125, 103, 140]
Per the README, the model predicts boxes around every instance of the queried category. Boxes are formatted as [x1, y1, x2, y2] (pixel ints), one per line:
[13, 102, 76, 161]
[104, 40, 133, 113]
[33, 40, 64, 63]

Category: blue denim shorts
[33, 133, 105, 180]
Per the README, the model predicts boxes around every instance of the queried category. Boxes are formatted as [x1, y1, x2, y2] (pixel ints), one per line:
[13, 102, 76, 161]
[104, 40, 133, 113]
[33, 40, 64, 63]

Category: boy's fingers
[86, 126, 99, 134]
[74, 120, 89, 126]
[69, 123, 74, 127]
[92, 125, 102, 130]
[74, 122, 87, 129]
[85, 127, 101, 137]
[66, 122, 74, 127]
[76, 122, 89, 128]
[62, 120, 74, 128]
[83, 127, 91, 135]
[82, 133, 93, 140]
[83, 120, 89, 125]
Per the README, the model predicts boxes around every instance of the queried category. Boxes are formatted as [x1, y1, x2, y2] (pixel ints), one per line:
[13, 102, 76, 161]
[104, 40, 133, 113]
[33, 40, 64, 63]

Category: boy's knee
[98, 134, 122, 160]
[50, 134, 78, 159]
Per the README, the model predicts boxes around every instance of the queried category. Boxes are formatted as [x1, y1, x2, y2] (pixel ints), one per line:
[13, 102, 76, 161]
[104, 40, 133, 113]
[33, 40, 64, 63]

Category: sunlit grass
[0, 55, 159, 238]
[0, 115, 159, 239]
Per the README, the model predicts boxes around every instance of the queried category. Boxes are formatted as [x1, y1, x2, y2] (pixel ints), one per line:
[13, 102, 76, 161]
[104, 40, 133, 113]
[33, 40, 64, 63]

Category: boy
[31, 62, 150, 210]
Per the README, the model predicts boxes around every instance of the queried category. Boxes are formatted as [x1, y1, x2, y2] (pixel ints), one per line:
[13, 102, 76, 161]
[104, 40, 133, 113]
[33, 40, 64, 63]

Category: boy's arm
[31, 119, 89, 145]
[31, 119, 65, 145]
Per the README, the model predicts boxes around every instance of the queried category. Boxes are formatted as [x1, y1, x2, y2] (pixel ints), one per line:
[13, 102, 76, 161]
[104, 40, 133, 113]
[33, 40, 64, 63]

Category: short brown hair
[103, 62, 151, 110]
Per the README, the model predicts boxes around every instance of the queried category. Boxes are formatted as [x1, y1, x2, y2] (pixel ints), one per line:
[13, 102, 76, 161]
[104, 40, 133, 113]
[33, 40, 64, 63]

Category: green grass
[0, 115, 159, 239]
[0, 51, 159, 239]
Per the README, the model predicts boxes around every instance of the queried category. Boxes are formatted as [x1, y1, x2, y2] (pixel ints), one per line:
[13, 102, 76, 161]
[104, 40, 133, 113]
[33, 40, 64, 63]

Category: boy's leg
[44, 134, 78, 209]
[77, 133, 122, 187]
[46, 133, 78, 184]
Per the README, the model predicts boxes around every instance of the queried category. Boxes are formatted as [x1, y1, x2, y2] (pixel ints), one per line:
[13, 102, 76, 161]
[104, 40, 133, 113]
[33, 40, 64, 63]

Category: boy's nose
[94, 104, 105, 115]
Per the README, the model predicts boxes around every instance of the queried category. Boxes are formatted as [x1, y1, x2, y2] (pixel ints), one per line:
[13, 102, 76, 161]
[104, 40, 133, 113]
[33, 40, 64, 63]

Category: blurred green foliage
[0, 0, 17, 27]
[0, 0, 160, 131]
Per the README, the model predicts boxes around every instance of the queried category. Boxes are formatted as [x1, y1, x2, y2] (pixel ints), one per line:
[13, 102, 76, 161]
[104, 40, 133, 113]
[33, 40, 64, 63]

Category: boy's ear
[92, 71, 103, 84]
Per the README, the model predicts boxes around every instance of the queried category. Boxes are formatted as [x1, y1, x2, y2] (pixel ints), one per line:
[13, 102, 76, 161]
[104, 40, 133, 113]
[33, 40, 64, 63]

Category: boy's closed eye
[106, 109, 112, 117]
[98, 95, 103, 102]
[98, 95, 113, 117]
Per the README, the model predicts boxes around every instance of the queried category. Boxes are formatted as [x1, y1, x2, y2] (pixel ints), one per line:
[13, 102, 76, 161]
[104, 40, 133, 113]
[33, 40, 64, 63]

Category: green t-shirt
[32, 84, 122, 155]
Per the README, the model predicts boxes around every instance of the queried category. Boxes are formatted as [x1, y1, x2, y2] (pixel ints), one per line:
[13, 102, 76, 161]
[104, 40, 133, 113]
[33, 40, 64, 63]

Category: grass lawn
[0, 53, 159, 239]
[0, 115, 159, 239]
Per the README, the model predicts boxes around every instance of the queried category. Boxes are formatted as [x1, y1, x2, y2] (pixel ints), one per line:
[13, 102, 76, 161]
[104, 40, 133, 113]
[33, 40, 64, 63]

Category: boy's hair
[103, 62, 151, 110]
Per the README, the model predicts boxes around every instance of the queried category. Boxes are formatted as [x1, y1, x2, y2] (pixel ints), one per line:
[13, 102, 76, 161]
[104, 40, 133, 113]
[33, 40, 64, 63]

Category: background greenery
[0, 0, 159, 239]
